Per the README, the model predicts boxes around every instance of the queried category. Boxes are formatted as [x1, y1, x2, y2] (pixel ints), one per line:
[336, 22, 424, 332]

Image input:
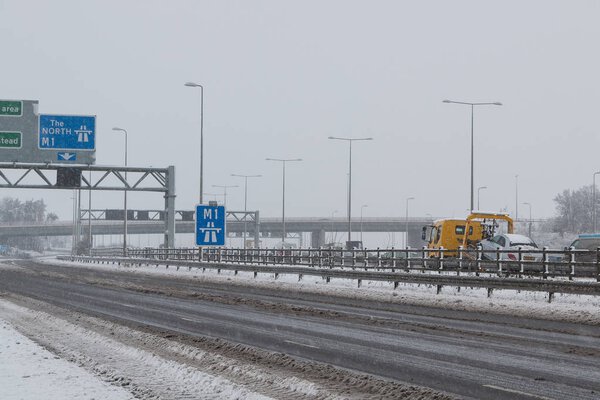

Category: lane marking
[121, 303, 138, 308]
[483, 384, 555, 400]
[284, 340, 320, 349]
[180, 316, 204, 323]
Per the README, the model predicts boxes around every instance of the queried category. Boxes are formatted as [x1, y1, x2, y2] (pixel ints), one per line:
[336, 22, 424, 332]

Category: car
[479, 233, 542, 262]
[563, 234, 600, 263]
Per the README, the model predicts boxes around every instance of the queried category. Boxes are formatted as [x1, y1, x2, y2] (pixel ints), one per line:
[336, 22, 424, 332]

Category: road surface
[0, 259, 598, 400]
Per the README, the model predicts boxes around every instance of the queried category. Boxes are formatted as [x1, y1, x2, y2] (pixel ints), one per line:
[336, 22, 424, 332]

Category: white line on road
[180, 317, 203, 323]
[284, 340, 320, 349]
[483, 384, 555, 400]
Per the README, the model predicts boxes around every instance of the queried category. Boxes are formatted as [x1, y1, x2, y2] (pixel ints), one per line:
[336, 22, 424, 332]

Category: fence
[89, 245, 600, 281]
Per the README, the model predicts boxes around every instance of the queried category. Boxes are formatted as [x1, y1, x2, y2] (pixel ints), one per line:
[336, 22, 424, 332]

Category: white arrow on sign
[58, 152, 76, 161]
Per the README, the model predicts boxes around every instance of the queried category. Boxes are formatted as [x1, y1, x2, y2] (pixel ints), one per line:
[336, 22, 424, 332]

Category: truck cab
[422, 219, 483, 257]
[422, 212, 514, 258]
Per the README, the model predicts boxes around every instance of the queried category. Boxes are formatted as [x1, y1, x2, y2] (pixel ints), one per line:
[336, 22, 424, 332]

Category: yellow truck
[422, 212, 514, 257]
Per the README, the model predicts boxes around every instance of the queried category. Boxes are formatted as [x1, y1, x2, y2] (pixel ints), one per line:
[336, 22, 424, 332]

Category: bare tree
[552, 185, 594, 234]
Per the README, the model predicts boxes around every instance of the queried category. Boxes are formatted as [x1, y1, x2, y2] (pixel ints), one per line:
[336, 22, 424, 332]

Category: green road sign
[0, 132, 22, 148]
[0, 101, 22, 117]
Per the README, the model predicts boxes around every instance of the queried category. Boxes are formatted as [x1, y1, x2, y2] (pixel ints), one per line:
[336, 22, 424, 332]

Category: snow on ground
[0, 297, 446, 400]
[43, 256, 600, 325]
[0, 318, 134, 400]
[0, 300, 276, 400]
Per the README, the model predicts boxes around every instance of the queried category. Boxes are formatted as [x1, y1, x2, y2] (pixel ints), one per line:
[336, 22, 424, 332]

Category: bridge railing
[116, 246, 600, 281]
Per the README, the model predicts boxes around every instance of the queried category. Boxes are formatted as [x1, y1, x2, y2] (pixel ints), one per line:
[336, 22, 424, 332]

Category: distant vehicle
[479, 233, 541, 261]
[322, 242, 344, 250]
[564, 234, 600, 263]
[345, 240, 363, 250]
[568, 234, 600, 251]
[422, 212, 514, 257]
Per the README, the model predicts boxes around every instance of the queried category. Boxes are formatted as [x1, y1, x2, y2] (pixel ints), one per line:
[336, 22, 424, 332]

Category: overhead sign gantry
[0, 98, 177, 248]
[0, 100, 96, 164]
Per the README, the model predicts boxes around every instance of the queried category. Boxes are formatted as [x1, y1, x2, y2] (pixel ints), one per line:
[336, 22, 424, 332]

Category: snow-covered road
[1, 257, 599, 399]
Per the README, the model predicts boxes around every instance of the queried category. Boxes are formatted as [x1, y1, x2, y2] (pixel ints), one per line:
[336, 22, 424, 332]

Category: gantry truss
[0, 163, 176, 247]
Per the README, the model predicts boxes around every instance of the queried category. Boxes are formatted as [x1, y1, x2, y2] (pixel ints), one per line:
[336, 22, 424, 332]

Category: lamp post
[212, 184, 238, 209]
[360, 205, 368, 244]
[477, 186, 487, 210]
[405, 197, 415, 248]
[328, 136, 373, 248]
[522, 202, 532, 238]
[330, 210, 338, 244]
[266, 158, 302, 243]
[515, 174, 519, 220]
[593, 171, 600, 232]
[112, 127, 128, 256]
[231, 174, 262, 248]
[184, 82, 204, 204]
[71, 191, 76, 255]
[443, 99, 502, 212]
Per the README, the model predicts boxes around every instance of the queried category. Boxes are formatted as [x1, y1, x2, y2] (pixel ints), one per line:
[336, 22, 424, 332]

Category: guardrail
[59, 254, 600, 303]
[89, 246, 600, 281]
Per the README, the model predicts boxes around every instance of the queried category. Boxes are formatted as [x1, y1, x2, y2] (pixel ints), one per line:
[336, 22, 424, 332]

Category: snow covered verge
[0, 316, 134, 400]
[44, 257, 600, 325]
[0, 295, 455, 400]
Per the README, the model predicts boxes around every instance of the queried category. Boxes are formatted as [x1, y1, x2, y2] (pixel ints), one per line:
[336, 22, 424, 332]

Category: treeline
[552, 185, 598, 234]
[0, 197, 58, 251]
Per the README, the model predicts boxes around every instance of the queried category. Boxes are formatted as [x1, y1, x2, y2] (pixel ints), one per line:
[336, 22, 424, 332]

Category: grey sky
[0, 0, 599, 221]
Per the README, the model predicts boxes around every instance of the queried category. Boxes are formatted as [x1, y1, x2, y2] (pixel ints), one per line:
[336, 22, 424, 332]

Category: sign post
[196, 205, 226, 246]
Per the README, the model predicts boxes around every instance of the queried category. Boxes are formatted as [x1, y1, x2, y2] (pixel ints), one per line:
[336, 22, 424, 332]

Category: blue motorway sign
[39, 114, 96, 151]
[196, 205, 226, 246]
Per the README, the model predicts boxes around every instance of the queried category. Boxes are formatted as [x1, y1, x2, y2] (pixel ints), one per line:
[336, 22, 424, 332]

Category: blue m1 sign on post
[196, 205, 226, 246]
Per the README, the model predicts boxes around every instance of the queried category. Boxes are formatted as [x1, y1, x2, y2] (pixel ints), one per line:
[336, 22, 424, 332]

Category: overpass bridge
[0, 212, 539, 248]
[0, 215, 436, 248]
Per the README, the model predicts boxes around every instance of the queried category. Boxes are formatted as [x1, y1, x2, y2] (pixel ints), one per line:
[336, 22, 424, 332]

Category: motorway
[0, 260, 599, 400]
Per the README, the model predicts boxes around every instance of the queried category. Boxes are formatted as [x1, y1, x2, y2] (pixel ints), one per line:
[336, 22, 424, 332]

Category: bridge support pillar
[311, 229, 326, 248]
[164, 165, 176, 248]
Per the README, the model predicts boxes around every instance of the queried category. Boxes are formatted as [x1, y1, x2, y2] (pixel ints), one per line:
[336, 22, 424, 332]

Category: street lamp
[405, 197, 415, 248]
[112, 127, 128, 256]
[477, 186, 487, 210]
[231, 174, 262, 248]
[522, 202, 532, 238]
[360, 205, 368, 244]
[515, 174, 519, 220]
[443, 99, 502, 212]
[211, 184, 238, 209]
[593, 171, 600, 232]
[328, 136, 373, 248]
[184, 82, 204, 204]
[266, 158, 303, 243]
[329, 210, 338, 244]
